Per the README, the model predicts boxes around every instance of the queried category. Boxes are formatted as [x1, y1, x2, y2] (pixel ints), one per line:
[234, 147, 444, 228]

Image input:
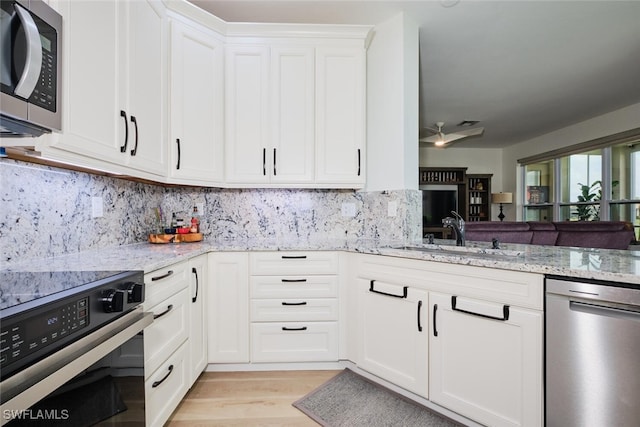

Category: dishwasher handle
[570, 301, 640, 321]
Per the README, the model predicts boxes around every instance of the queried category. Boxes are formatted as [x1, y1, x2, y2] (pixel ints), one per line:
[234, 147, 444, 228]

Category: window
[519, 131, 640, 239]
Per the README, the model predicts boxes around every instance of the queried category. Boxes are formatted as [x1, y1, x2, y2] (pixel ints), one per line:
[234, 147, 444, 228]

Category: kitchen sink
[391, 244, 524, 258]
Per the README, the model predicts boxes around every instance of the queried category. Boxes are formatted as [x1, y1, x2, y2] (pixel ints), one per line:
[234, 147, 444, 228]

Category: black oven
[0, 271, 152, 426]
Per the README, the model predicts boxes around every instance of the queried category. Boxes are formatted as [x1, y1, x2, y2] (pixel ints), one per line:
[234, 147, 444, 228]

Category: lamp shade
[491, 192, 513, 204]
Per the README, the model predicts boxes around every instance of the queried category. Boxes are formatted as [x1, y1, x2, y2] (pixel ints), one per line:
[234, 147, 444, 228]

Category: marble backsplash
[1, 159, 421, 267]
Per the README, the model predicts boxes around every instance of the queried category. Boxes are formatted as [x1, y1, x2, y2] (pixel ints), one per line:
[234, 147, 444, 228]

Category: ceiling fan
[420, 122, 485, 147]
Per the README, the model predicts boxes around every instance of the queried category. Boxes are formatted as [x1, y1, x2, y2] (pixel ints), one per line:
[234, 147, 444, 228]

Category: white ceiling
[188, 0, 640, 148]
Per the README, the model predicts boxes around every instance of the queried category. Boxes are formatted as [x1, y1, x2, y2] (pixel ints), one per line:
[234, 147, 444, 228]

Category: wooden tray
[149, 233, 203, 244]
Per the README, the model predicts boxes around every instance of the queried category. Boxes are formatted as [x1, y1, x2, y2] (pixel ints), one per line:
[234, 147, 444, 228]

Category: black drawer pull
[130, 115, 139, 156]
[417, 300, 423, 332]
[154, 304, 173, 320]
[192, 267, 199, 303]
[451, 296, 510, 321]
[119, 110, 129, 153]
[281, 279, 307, 283]
[282, 326, 307, 331]
[152, 364, 174, 388]
[433, 303, 438, 337]
[357, 148, 361, 176]
[282, 301, 307, 306]
[281, 255, 307, 259]
[176, 138, 181, 170]
[369, 280, 408, 299]
[151, 270, 174, 281]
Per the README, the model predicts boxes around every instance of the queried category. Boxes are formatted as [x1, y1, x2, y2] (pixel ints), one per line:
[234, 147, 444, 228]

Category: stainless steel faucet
[442, 211, 465, 246]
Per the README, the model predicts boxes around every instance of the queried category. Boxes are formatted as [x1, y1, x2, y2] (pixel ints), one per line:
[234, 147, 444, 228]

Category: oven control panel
[0, 297, 89, 370]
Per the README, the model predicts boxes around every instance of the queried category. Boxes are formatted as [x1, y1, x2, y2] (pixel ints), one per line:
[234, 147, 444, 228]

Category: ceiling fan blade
[453, 126, 484, 137]
[419, 127, 438, 138]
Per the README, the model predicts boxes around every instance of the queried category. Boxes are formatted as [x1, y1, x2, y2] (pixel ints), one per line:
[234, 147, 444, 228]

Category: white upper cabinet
[49, 0, 122, 165]
[124, 0, 167, 176]
[224, 28, 369, 188]
[270, 47, 315, 184]
[224, 45, 271, 184]
[315, 47, 366, 186]
[48, 0, 167, 177]
[168, 15, 224, 184]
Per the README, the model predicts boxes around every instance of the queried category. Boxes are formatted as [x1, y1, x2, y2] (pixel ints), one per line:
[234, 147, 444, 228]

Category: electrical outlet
[91, 197, 103, 218]
[196, 202, 205, 215]
[341, 203, 356, 217]
[388, 201, 398, 217]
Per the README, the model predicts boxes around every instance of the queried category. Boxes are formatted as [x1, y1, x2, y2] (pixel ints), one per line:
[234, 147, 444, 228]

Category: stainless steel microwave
[0, 0, 62, 137]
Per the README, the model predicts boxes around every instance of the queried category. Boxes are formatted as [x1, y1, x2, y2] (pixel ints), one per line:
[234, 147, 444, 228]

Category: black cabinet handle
[281, 255, 307, 259]
[282, 326, 307, 331]
[120, 110, 129, 153]
[154, 304, 173, 320]
[417, 300, 423, 332]
[151, 270, 174, 281]
[130, 115, 139, 156]
[357, 148, 361, 176]
[281, 278, 307, 283]
[451, 296, 510, 321]
[433, 304, 438, 337]
[273, 148, 277, 176]
[282, 301, 307, 306]
[191, 267, 198, 303]
[262, 148, 266, 175]
[369, 280, 407, 299]
[176, 139, 181, 170]
[152, 364, 174, 388]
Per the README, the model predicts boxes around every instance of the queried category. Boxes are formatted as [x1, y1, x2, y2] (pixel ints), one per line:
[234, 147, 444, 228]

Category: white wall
[366, 12, 419, 192]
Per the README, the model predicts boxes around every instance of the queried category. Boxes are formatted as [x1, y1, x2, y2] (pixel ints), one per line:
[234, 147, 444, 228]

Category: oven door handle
[0, 308, 153, 413]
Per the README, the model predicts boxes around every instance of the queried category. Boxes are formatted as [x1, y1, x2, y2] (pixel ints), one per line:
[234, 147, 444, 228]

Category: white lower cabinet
[429, 292, 543, 427]
[249, 252, 339, 363]
[143, 257, 208, 426]
[188, 254, 208, 384]
[145, 342, 189, 427]
[208, 252, 250, 363]
[357, 278, 428, 397]
[251, 322, 338, 363]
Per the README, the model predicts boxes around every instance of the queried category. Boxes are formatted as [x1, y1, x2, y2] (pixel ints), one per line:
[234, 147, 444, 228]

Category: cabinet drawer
[251, 275, 338, 298]
[145, 341, 189, 427]
[144, 262, 188, 309]
[251, 298, 338, 322]
[250, 322, 338, 362]
[250, 251, 338, 275]
[144, 288, 189, 378]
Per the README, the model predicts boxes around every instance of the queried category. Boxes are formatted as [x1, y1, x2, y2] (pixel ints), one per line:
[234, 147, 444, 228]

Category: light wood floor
[166, 370, 340, 426]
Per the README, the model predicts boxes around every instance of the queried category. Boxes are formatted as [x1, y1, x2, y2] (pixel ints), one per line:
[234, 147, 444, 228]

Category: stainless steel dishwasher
[546, 276, 640, 427]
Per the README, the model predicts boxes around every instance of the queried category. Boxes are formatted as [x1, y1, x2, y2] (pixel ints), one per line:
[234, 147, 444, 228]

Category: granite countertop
[2, 238, 639, 285]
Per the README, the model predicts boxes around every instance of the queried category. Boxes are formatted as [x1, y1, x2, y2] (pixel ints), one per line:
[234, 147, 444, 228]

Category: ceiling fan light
[434, 140, 446, 147]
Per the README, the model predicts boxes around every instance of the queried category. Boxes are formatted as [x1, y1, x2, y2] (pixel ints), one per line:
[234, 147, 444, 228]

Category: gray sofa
[465, 221, 636, 250]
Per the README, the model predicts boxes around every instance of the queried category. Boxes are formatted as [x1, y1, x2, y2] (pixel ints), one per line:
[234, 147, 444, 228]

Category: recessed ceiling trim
[517, 127, 640, 165]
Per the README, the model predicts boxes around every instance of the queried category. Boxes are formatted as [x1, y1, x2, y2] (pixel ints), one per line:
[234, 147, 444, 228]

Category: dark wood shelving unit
[466, 174, 493, 222]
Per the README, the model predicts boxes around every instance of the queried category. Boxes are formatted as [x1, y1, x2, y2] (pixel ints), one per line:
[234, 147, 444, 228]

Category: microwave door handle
[13, 4, 43, 99]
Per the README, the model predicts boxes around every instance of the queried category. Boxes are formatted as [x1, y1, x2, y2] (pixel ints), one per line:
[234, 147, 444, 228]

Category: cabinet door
[429, 292, 543, 427]
[188, 254, 208, 385]
[315, 47, 365, 186]
[270, 46, 315, 183]
[208, 252, 250, 363]
[169, 18, 224, 184]
[224, 45, 270, 184]
[359, 279, 428, 397]
[125, 0, 166, 176]
[51, 0, 124, 164]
